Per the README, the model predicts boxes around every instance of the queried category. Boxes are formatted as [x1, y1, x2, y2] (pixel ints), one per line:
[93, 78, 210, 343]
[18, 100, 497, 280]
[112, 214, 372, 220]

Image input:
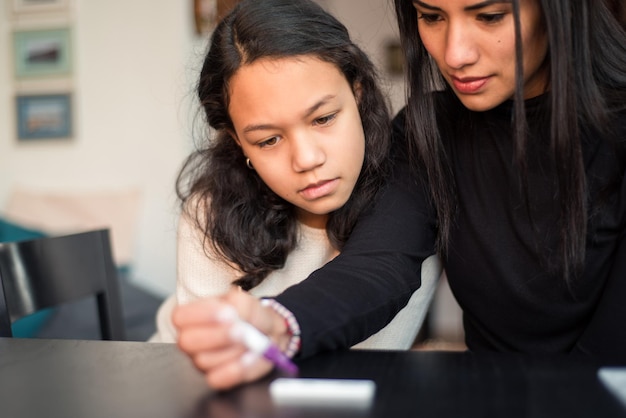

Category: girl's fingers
[177, 322, 240, 354]
[173, 290, 275, 337]
[205, 352, 274, 390]
[173, 291, 283, 389]
[192, 345, 247, 371]
[172, 298, 235, 328]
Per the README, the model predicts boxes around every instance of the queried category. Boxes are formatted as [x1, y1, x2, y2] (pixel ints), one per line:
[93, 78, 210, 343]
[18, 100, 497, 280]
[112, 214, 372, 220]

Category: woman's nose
[444, 22, 479, 70]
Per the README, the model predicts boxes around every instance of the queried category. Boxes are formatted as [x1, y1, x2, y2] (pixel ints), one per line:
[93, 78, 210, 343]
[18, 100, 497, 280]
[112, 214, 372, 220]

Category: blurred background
[16, 0, 626, 345]
[1, 0, 408, 298]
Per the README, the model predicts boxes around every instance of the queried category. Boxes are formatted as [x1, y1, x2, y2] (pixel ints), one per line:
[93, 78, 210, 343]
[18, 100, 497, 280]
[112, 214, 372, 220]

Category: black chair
[0, 229, 125, 340]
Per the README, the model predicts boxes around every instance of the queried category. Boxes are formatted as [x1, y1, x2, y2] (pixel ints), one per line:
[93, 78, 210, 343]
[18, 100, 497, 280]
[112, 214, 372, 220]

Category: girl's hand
[172, 289, 290, 390]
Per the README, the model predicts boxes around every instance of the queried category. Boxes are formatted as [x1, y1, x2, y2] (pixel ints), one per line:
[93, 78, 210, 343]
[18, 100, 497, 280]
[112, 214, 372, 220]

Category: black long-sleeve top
[275, 92, 626, 364]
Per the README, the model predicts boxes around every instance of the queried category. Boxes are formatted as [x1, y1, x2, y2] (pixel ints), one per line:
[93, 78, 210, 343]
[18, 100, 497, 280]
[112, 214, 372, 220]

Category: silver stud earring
[246, 158, 254, 170]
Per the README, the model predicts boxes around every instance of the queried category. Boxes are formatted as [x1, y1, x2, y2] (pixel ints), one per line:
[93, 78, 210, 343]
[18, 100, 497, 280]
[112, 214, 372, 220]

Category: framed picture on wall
[385, 39, 404, 76]
[11, 0, 69, 14]
[12, 28, 72, 79]
[194, 0, 240, 35]
[16, 93, 73, 141]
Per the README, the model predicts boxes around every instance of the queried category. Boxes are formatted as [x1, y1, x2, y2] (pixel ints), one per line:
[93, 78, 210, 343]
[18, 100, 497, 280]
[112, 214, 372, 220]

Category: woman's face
[412, 0, 549, 111]
[228, 56, 365, 228]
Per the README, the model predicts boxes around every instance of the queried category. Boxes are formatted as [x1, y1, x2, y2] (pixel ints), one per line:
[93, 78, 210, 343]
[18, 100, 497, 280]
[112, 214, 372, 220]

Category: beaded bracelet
[260, 298, 301, 358]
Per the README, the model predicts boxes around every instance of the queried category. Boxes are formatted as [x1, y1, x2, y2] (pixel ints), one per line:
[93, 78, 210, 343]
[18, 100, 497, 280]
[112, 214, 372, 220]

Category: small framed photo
[385, 39, 404, 76]
[16, 93, 73, 141]
[194, 0, 240, 35]
[194, 0, 217, 35]
[13, 28, 72, 79]
[11, 0, 69, 14]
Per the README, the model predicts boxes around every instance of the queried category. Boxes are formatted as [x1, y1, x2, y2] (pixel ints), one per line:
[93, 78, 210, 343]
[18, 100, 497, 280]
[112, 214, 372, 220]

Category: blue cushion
[0, 217, 47, 243]
[0, 216, 55, 337]
[11, 308, 56, 338]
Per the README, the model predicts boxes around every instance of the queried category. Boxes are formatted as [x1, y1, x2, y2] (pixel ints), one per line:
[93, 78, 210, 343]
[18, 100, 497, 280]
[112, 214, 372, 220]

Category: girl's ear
[228, 128, 242, 147]
[353, 82, 363, 104]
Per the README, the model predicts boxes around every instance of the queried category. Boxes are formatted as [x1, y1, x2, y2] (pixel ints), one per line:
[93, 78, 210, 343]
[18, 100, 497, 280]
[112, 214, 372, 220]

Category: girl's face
[412, 0, 549, 111]
[228, 56, 365, 228]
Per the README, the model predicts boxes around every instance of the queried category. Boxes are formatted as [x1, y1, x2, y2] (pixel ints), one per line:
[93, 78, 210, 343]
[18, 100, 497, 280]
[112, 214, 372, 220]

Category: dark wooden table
[0, 338, 624, 418]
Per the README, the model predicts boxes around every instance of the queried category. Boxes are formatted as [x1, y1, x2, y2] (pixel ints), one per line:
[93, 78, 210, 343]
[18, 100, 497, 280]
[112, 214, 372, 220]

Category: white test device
[269, 378, 376, 408]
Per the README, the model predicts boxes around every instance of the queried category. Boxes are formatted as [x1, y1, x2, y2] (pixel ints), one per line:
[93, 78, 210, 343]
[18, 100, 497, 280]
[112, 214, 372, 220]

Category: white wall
[0, 0, 206, 296]
[0, 0, 404, 297]
[321, 0, 405, 114]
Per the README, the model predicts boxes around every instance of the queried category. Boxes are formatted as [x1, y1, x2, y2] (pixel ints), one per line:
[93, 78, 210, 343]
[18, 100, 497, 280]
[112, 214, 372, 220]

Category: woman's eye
[417, 13, 442, 24]
[314, 113, 337, 126]
[477, 13, 506, 24]
[259, 136, 279, 148]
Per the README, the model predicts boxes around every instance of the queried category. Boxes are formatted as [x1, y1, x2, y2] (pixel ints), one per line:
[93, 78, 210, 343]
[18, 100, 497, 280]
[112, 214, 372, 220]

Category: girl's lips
[451, 76, 490, 94]
[299, 179, 339, 200]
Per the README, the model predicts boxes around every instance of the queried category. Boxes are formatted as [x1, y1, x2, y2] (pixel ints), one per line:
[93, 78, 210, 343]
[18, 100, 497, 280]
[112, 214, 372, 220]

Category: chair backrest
[0, 229, 125, 340]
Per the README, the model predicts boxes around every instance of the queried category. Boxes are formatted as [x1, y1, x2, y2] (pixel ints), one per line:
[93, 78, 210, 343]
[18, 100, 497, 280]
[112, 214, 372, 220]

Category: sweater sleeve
[149, 207, 240, 343]
[275, 110, 438, 358]
[176, 208, 239, 305]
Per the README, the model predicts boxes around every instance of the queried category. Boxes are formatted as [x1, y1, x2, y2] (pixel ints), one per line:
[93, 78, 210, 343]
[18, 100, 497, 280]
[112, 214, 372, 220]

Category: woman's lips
[299, 179, 339, 200]
[451, 76, 490, 94]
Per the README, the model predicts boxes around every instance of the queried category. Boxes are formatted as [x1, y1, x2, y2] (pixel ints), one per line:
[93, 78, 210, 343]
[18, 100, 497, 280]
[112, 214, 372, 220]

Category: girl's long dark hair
[177, 0, 391, 290]
[394, 0, 626, 281]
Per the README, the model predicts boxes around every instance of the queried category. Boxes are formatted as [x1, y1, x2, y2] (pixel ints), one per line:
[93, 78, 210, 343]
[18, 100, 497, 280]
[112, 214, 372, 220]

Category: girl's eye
[417, 13, 442, 24]
[477, 13, 506, 24]
[259, 136, 279, 148]
[314, 113, 337, 126]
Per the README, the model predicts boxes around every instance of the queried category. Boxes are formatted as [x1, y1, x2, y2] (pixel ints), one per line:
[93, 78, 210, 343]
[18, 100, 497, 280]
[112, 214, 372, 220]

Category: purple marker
[232, 317, 299, 376]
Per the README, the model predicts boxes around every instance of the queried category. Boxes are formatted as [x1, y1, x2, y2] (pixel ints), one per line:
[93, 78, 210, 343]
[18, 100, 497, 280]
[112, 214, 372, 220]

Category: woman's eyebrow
[412, 1, 440, 11]
[413, 0, 511, 12]
[465, 0, 511, 12]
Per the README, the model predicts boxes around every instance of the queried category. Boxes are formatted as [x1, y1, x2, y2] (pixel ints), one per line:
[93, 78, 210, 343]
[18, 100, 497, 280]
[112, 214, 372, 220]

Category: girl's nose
[291, 134, 326, 172]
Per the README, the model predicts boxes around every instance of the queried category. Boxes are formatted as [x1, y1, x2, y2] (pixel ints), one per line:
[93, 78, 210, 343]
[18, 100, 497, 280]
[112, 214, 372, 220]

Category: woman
[174, 0, 626, 389]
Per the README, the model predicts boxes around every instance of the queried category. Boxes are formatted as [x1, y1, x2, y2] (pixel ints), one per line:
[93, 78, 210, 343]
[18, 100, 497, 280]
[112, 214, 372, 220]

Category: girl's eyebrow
[413, 0, 511, 12]
[302, 94, 336, 119]
[242, 94, 336, 134]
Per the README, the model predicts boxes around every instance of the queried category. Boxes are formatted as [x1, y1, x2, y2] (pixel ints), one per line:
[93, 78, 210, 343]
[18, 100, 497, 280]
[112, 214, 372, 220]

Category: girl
[174, 0, 626, 389]
[152, 0, 438, 356]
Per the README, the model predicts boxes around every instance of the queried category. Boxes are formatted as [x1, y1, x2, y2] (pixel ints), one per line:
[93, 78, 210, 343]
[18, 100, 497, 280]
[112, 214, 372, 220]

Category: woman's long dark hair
[177, 0, 391, 290]
[394, 0, 626, 281]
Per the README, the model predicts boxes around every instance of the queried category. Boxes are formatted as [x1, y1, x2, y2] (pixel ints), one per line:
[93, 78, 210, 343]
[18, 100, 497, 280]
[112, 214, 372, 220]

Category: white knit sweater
[151, 211, 440, 350]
